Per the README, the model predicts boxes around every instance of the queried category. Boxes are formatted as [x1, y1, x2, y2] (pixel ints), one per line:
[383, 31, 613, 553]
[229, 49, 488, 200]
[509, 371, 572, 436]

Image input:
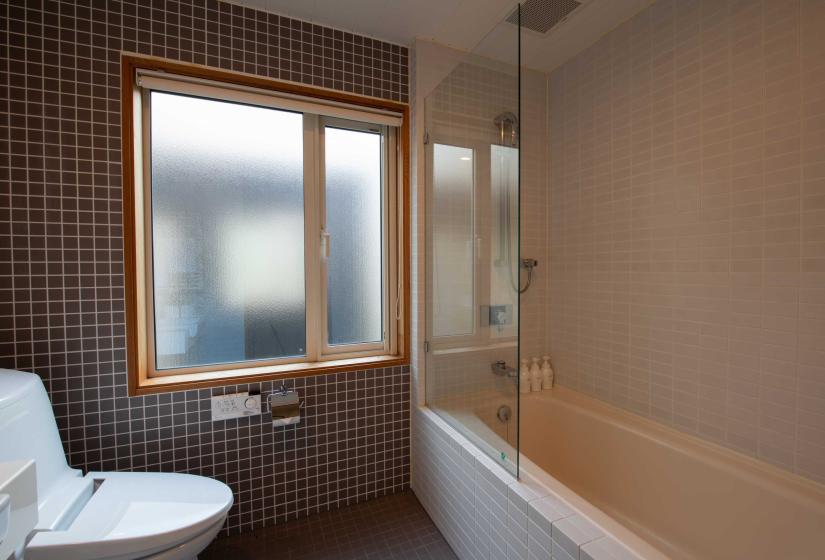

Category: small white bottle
[541, 355, 554, 390]
[530, 357, 542, 392]
[519, 358, 530, 394]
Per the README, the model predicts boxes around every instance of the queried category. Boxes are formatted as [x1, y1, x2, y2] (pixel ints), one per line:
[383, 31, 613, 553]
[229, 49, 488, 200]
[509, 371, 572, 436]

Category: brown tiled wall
[548, 0, 825, 483]
[0, 0, 409, 534]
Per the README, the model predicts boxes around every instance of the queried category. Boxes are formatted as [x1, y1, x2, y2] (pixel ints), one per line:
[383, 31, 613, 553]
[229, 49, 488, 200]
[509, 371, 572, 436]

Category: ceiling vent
[506, 0, 583, 34]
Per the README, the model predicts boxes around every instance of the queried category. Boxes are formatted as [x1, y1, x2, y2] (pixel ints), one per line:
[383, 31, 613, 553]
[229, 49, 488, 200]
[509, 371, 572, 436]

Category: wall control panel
[211, 391, 261, 421]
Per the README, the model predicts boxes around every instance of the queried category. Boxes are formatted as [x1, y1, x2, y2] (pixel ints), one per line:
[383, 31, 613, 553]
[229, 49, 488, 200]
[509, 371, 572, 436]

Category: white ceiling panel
[224, 0, 502, 50]
[225, 0, 654, 73]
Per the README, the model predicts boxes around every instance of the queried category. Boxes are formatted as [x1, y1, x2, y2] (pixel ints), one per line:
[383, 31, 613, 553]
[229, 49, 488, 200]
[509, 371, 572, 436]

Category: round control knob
[244, 397, 258, 410]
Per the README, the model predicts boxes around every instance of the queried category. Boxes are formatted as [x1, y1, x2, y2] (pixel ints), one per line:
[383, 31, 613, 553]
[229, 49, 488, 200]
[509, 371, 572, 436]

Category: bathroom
[1, 0, 823, 559]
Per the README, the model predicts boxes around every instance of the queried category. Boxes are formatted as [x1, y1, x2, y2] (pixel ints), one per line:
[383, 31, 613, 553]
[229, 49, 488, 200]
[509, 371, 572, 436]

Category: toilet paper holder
[267, 383, 305, 427]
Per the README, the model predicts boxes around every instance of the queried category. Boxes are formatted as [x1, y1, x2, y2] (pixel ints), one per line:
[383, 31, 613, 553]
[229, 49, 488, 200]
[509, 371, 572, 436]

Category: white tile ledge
[552, 515, 605, 559]
[582, 536, 642, 560]
[528, 493, 575, 535]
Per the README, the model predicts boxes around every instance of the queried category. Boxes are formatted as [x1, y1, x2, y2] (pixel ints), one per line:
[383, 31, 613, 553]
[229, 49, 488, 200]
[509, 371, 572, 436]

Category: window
[122, 56, 408, 394]
[426, 139, 518, 350]
[430, 144, 475, 338]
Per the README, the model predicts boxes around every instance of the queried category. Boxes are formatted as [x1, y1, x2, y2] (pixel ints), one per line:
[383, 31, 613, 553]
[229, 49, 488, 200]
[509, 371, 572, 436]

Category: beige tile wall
[547, 0, 825, 483]
[521, 70, 551, 364]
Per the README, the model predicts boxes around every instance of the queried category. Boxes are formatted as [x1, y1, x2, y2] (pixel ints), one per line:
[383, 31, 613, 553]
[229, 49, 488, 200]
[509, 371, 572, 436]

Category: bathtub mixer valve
[491, 360, 517, 378]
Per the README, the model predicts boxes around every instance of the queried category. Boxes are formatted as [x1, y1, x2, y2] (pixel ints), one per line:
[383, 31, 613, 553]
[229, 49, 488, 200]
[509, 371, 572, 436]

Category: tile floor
[201, 490, 457, 559]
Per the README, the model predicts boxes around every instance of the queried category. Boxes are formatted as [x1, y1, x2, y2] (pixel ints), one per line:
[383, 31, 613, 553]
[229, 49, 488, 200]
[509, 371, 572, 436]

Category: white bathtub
[414, 387, 825, 560]
[520, 387, 825, 559]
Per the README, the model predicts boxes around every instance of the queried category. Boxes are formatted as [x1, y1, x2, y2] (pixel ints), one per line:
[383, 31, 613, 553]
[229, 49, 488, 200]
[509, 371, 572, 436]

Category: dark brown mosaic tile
[0, 0, 409, 536]
[201, 490, 457, 560]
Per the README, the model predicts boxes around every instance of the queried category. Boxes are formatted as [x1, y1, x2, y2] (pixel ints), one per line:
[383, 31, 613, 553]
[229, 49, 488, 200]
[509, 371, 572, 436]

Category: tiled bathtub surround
[547, 0, 825, 482]
[412, 407, 643, 560]
[0, 0, 409, 534]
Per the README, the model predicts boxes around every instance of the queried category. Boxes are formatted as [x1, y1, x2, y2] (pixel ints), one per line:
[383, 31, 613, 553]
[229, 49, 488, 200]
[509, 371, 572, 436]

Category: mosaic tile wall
[0, 0, 409, 534]
[547, 0, 825, 483]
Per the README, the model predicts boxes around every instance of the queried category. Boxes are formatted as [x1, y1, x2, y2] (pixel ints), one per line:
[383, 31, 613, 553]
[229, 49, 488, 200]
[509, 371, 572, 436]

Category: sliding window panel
[149, 92, 306, 370]
[323, 125, 385, 347]
[431, 143, 475, 338]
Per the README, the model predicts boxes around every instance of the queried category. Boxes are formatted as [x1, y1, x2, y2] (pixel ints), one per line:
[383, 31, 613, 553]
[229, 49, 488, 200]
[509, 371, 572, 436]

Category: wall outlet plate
[211, 391, 261, 421]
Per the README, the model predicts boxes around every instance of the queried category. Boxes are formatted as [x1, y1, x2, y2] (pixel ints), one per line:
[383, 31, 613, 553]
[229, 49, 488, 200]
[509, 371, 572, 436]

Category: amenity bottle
[519, 358, 530, 394]
[530, 357, 542, 392]
[541, 355, 554, 390]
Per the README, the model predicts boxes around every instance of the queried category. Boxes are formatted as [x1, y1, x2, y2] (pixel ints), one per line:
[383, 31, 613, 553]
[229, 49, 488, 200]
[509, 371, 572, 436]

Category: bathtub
[414, 386, 825, 559]
[520, 387, 825, 560]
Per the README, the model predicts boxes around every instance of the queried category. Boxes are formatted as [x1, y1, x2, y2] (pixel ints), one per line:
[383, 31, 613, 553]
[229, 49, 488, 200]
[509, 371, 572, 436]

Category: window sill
[130, 354, 408, 396]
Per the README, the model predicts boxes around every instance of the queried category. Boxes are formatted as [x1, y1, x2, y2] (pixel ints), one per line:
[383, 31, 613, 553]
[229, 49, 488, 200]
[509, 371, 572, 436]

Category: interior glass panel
[424, 8, 521, 476]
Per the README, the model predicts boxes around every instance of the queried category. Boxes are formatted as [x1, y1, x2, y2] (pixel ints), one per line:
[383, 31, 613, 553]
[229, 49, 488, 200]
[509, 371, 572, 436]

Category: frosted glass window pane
[432, 144, 474, 337]
[325, 127, 383, 345]
[150, 92, 305, 369]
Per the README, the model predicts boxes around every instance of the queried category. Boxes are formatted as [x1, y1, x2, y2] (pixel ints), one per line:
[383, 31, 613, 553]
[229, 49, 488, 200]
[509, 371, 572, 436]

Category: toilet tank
[0, 370, 79, 502]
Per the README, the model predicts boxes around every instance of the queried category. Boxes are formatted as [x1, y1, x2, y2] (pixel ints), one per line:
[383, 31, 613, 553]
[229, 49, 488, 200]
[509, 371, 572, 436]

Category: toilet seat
[24, 471, 233, 560]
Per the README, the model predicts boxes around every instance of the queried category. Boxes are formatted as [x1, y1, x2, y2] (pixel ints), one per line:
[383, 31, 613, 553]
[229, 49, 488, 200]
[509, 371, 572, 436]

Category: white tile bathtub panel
[552, 539, 578, 560]
[529, 546, 552, 560]
[508, 537, 529, 560]
[528, 517, 554, 559]
[508, 497, 529, 536]
[413, 407, 643, 560]
[474, 496, 494, 559]
[414, 410, 493, 559]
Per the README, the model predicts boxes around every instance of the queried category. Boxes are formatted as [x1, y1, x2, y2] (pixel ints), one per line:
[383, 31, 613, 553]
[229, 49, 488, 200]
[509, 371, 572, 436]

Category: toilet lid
[25, 471, 233, 560]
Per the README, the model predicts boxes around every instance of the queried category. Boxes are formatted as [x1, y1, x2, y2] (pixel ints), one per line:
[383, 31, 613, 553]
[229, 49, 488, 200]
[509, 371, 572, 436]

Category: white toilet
[0, 369, 233, 560]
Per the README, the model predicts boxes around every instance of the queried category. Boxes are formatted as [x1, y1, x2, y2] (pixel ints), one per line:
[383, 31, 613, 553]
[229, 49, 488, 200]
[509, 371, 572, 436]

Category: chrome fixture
[497, 404, 512, 423]
[491, 360, 517, 378]
[519, 258, 538, 294]
[481, 304, 513, 327]
[494, 111, 519, 148]
[493, 111, 536, 294]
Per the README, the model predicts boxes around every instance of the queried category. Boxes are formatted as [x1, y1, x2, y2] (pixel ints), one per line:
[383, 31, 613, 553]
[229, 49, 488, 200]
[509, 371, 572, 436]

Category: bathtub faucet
[491, 360, 517, 378]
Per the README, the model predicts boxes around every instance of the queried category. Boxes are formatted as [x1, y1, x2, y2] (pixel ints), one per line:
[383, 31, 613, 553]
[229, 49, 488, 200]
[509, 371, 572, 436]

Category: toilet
[0, 369, 233, 560]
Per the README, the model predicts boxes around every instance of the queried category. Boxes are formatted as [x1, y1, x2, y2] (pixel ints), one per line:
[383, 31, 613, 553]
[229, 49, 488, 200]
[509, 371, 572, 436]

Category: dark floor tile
[201, 490, 457, 560]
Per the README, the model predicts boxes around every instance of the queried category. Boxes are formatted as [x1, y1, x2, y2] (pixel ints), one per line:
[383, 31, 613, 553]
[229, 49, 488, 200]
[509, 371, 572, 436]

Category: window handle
[321, 230, 331, 259]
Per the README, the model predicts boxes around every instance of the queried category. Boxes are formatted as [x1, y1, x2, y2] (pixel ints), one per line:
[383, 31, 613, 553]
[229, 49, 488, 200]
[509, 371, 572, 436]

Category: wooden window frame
[122, 54, 410, 396]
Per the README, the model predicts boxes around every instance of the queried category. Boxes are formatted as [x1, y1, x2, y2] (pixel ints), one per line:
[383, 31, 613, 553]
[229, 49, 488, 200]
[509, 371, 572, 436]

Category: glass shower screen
[424, 7, 522, 476]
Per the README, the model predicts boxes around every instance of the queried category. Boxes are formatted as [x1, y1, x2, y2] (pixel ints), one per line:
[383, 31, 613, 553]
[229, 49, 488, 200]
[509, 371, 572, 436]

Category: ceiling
[225, 0, 654, 73]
